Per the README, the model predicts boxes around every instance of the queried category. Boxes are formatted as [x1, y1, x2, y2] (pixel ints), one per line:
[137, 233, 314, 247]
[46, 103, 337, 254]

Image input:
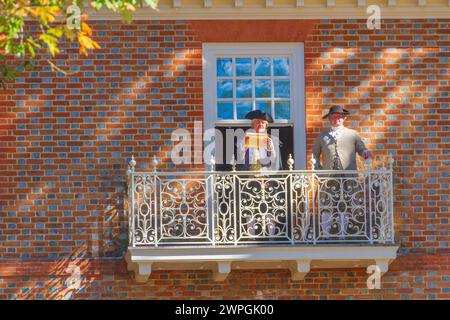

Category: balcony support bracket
[212, 261, 232, 281]
[375, 258, 391, 276]
[133, 262, 152, 283]
[289, 259, 311, 281]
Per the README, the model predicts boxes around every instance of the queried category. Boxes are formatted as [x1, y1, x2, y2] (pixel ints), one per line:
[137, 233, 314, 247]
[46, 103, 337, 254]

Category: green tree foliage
[0, 0, 158, 88]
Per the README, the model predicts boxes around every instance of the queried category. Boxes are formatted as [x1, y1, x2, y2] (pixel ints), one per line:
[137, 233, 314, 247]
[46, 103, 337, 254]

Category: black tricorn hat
[245, 109, 274, 123]
[322, 105, 350, 119]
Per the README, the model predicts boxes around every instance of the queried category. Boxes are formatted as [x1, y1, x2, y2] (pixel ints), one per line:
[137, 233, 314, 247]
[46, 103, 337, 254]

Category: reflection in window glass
[255, 79, 271, 98]
[218, 102, 234, 120]
[217, 80, 233, 98]
[214, 56, 292, 121]
[236, 101, 253, 119]
[256, 101, 271, 115]
[273, 57, 290, 76]
[236, 79, 252, 98]
[274, 80, 290, 98]
[236, 58, 252, 76]
[255, 58, 271, 76]
[275, 101, 290, 120]
[217, 58, 233, 77]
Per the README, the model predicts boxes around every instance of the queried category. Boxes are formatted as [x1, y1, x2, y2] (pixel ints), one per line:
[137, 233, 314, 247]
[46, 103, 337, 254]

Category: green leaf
[104, 1, 115, 10]
[2, 65, 19, 81]
[143, 0, 159, 10]
[90, 1, 103, 10]
[39, 34, 60, 57]
[26, 42, 35, 57]
[27, 38, 42, 49]
[24, 60, 34, 70]
[121, 10, 133, 23]
[47, 27, 63, 38]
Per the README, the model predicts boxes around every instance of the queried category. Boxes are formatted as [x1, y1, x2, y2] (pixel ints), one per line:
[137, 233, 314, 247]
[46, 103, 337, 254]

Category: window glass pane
[236, 79, 252, 98]
[217, 58, 232, 77]
[274, 80, 290, 98]
[254, 58, 271, 76]
[236, 101, 253, 119]
[236, 58, 252, 76]
[255, 79, 271, 98]
[217, 80, 233, 98]
[273, 57, 290, 76]
[217, 102, 234, 120]
[255, 101, 271, 116]
[275, 101, 290, 120]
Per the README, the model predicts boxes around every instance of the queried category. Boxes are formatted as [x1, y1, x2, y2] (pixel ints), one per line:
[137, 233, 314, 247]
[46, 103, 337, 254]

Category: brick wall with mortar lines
[0, 20, 204, 261]
[0, 19, 449, 299]
[0, 255, 449, 299]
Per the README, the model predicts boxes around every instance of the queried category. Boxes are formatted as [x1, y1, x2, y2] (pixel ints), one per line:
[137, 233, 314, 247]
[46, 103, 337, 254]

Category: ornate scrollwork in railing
[291, 173, 314, 243]
[238, 175, 289, 241]
[126, 156, 395, 247]
[159, 177, 209, 242]
[214, 174, 236, 244]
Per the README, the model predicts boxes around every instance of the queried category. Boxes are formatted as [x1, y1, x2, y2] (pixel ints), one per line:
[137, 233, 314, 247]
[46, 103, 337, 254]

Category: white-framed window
[202, 43, 306, 169]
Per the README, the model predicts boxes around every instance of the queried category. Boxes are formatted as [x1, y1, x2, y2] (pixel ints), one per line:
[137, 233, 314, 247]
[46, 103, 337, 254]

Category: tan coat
[312, 127, 368, 170]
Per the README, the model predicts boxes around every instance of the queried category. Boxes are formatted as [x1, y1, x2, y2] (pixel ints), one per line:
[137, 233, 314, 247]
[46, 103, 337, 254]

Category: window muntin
[216, 56, 291, 121]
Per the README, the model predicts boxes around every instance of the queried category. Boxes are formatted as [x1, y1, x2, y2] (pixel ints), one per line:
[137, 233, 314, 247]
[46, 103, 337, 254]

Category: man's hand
[363, 150, 373, 159]
[266, 137, 274, 151]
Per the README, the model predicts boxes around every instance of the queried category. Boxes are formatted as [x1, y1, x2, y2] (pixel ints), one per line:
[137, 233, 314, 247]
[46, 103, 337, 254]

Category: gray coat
[312, 127, 368, 170]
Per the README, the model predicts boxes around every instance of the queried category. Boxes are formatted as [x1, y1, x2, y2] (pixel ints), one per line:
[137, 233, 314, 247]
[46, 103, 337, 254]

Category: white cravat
[329, 125, 344, 140]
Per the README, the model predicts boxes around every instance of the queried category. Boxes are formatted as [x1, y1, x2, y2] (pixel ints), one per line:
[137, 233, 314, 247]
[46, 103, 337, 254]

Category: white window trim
[202, 43, 306, 169]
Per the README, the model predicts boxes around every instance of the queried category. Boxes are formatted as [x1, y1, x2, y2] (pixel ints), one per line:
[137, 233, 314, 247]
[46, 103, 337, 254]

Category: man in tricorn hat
[237, 109, 282, 239]
[312, 105, 372, 240]
[312, 105, 372, 170]
[237, 109, 281, 171]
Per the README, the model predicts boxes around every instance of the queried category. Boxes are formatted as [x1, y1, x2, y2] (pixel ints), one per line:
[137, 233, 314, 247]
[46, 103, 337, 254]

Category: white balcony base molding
[126, 245, 399, 283]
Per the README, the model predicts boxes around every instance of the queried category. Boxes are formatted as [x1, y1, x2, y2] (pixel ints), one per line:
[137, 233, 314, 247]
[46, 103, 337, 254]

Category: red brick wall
[0, 254, 449, 299]
[0, 19, 449, 299]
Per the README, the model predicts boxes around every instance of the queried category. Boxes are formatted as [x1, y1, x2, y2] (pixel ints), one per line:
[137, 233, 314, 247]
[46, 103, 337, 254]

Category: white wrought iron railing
[126, 155, 395, 247]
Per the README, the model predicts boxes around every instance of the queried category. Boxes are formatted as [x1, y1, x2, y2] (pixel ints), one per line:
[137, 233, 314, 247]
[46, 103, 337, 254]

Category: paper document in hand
[244, 132, 268, 149]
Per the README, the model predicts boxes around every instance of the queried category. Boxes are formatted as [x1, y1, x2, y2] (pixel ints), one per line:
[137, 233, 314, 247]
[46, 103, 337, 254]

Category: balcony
[125, 156, 399, 282]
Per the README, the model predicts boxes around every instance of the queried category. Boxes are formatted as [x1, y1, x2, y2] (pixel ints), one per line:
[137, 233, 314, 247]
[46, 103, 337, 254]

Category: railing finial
[230, 154, 236, 172]
[388, 154, 394, 170]
[364, 156, 372, 170]
[380, 156, 386, 171]
[152, 156, 158, 172]
[287, 154, 294, 171]
[310, 153, 316, 170]
[210, 155, 216, 171]
[129, 155, 136, 173]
